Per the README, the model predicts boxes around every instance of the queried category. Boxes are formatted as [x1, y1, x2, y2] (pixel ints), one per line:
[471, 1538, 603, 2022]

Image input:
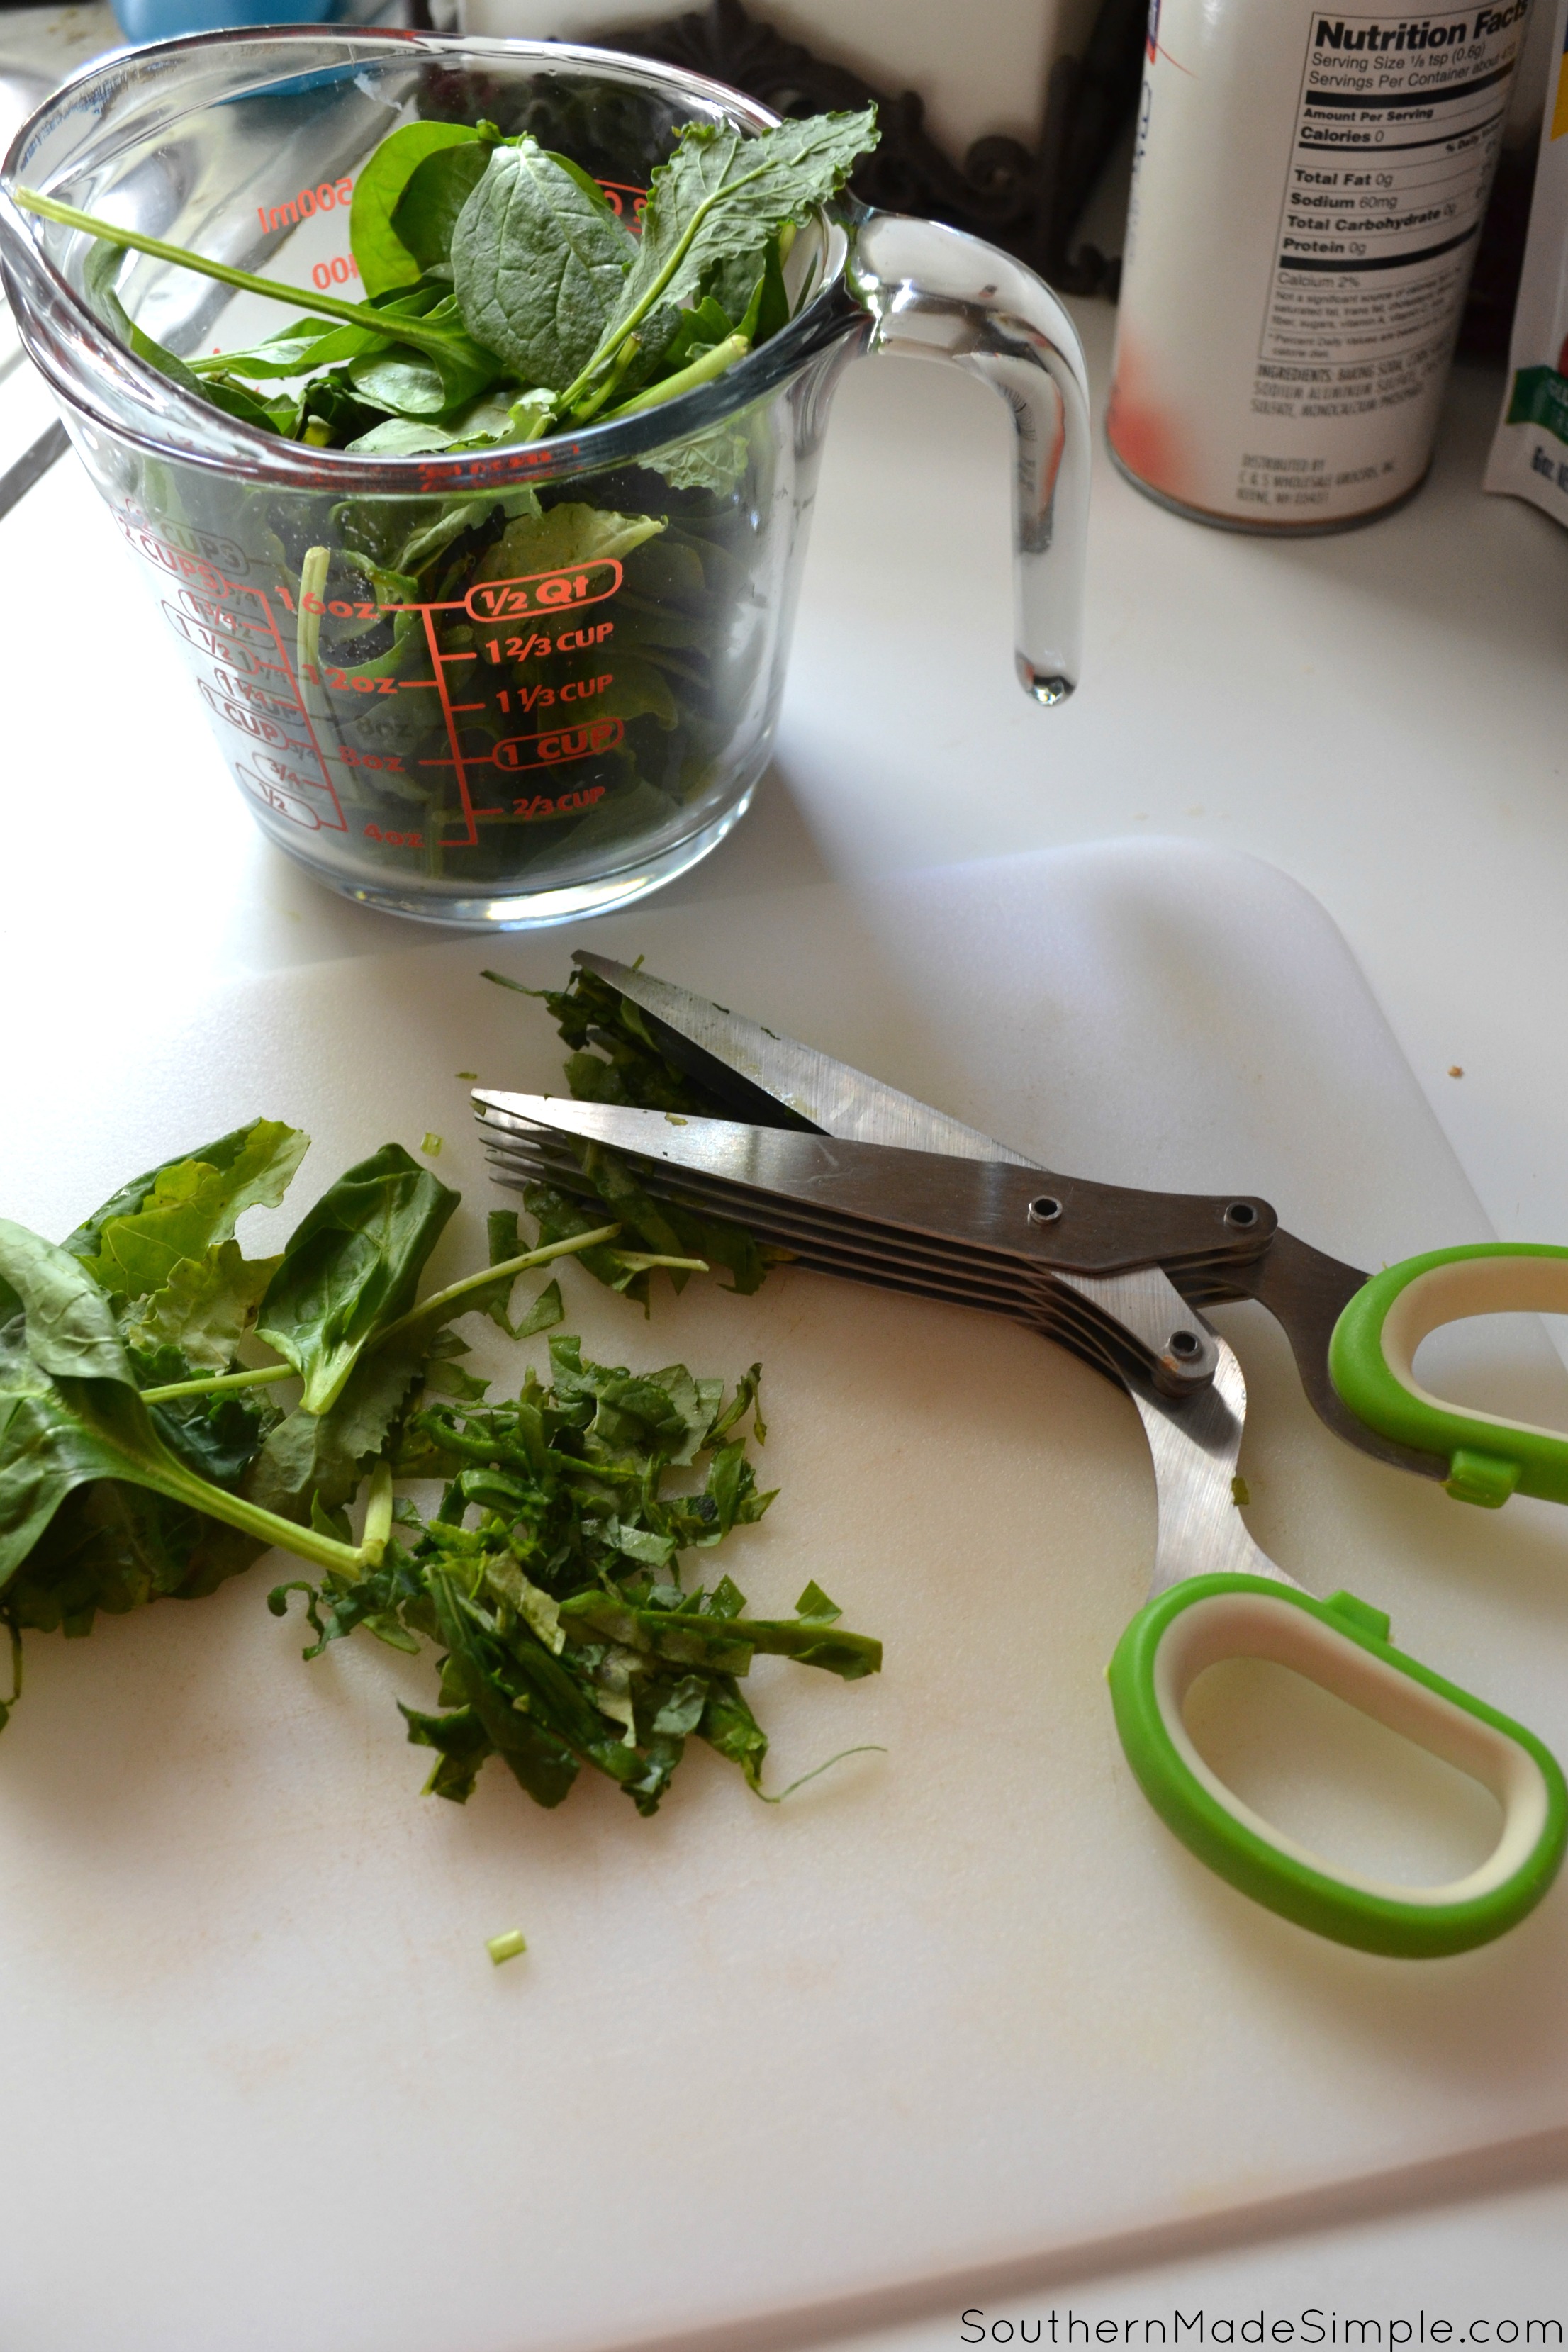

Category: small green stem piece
[570, 335, 641, 423]
[139, 1361, 296, 1406]
[372, 1223, 622, 1353]
[608, 1253, 710, 1274]
[298, 543, 329, 681]
[603, 332, 749, 421]
[360, 1458, 394, 1569]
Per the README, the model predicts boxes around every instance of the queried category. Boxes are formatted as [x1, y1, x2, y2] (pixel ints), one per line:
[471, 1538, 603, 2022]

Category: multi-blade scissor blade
[558, 957, 1437, 1479]
[474, 1091, 1276, 1393]
[572, 951, 1033, 1162]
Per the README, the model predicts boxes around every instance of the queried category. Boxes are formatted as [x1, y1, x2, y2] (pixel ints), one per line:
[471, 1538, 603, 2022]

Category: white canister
[1109, 0, 1530, 530]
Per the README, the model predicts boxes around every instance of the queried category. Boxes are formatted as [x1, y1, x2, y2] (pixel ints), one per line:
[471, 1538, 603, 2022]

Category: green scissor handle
[1108, 1573, 1567, 1956]
[1330, 1243, 1568, 1508]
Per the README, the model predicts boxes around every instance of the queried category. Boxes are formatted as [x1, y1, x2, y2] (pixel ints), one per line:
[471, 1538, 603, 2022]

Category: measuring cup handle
[1329, 1243, 1568, 1507]
[1108, 1572, 1567, 1956]
[846, 211, 1091, 705]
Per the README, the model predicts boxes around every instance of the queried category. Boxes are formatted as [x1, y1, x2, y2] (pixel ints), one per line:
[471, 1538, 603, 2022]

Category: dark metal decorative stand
[603, 0, 1145, 297]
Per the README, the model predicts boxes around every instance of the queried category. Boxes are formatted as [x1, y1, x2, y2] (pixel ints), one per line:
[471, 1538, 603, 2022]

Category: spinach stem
[608, 1253, 710, 1273]
[297, 542, 328, 680]
[371, 1223, 622, 1352]
[140, 1226, 623, 1410]
[569, 335, 641, 424]
[360, 1459, 394, 1569]
[140, 1362, 295, 1406]
[556, 156, 775, 410]
[603, 331, 748, 420]
[13, 189, 469, 366]
[132, 1448, 373, 1579]
[296, 544, 352, 778]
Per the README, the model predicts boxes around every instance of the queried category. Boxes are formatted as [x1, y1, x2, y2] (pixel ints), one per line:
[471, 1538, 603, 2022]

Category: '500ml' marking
[466, 558, 622, 623]
[257, 177, 353, 233]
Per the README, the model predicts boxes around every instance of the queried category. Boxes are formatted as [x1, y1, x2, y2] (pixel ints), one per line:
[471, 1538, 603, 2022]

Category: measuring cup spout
[848, 211, 1091, 704]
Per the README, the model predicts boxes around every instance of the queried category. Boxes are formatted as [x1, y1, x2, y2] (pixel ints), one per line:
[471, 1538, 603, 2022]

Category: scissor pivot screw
[1028, 1195, 1063, 1225]
[1224, 1202, 1258, 1228]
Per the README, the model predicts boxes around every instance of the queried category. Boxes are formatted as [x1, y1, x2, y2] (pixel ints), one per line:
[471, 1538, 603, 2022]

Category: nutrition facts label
[1252, 4, 1525, 422]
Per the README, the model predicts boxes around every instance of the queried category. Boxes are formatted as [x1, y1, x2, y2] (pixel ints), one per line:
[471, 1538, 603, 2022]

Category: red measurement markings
[131, 513, 637, 850]
[494, 717, 623, 771]
[118, 512, 248, 581]
[310, 664, 400, 697]
[493, 673, 613, 715]
[415, 608, 484, 847]
[595, 179, 646, 223]
[312, 254, 362, 291]
[512, 783, 608, 822]
[482, 619, 614, 663]
[257, 176, 353, 235]
[466, 558, 622, 623]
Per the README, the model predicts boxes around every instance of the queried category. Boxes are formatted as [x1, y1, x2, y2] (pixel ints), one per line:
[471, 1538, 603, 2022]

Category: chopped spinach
[0, 1119, 879, 1820]
[274, 1335, 878, 1813]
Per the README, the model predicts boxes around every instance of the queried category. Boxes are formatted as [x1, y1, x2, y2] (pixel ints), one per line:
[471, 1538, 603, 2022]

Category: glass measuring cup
[0, 31, 1091, 929]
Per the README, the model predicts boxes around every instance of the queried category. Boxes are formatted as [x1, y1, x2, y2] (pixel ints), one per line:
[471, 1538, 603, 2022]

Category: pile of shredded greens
[0, 1004, 877, 1810]
[20, 106, 878, 463]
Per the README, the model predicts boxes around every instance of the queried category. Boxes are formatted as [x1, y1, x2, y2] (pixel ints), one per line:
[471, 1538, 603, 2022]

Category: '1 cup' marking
[493, 717, 624, 771]
[466, 559, 622, 624]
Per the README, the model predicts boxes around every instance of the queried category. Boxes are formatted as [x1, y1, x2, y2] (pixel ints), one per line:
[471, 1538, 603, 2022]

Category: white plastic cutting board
[4, 839, 1568, 2352]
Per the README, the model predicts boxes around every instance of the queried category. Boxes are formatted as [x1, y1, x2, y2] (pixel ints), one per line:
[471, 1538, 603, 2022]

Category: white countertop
[6, 290, 1568, 2336]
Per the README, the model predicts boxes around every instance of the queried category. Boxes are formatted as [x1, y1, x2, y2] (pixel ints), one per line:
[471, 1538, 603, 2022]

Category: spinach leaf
[466, 500, 666, 590]
[244, 1339, 423, 1522]
[0, 1217, 135, 1384]
[450, 137, 635, 392]
[189, 315, 383, 379]
[348, 346, 455, 420]
[0, 1226, 351, 1592]
[123, 1241, 280, 1374]
[345, 415, 467, 456]
[565, 108, 875, 403]
[82, 1118, 304, 1301]
[351, 120, 489, 298]
[391, 140, 494, 276]
[256, 1143, 459, 1414]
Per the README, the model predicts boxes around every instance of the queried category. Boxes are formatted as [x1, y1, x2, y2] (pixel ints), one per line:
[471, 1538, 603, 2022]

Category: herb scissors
[474, 953, 1568, 1958]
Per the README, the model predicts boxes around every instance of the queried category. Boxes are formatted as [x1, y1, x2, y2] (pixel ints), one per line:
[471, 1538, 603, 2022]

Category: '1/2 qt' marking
[466, 558, 622, 623]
